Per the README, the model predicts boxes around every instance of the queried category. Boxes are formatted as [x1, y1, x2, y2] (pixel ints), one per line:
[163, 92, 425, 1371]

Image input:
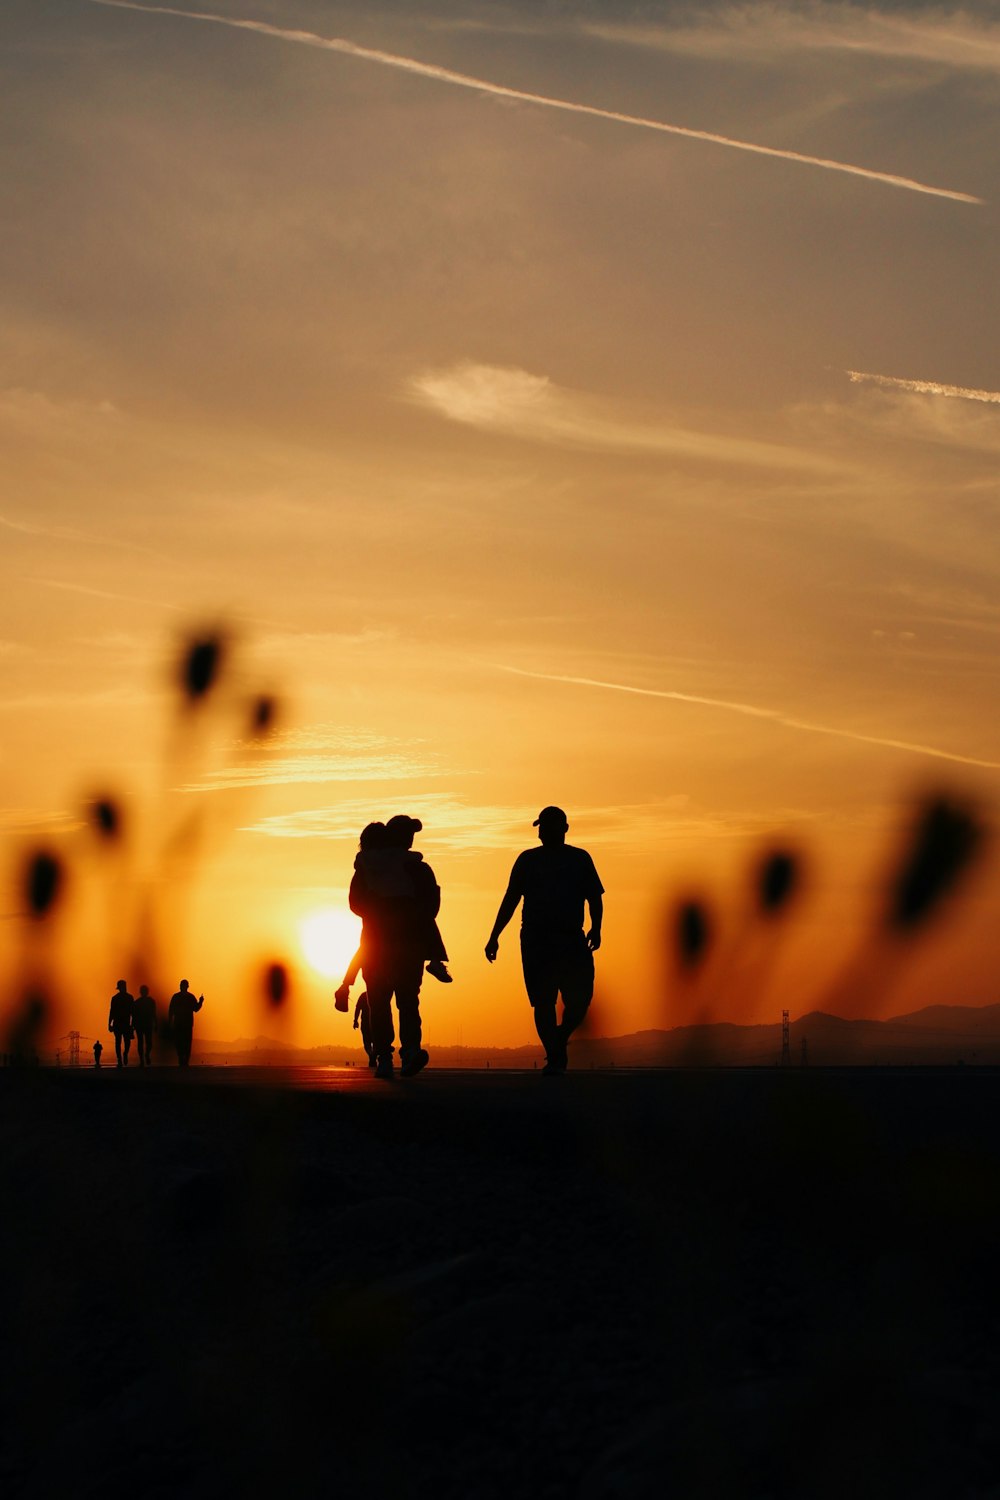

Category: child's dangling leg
[425, 919, 453, 983]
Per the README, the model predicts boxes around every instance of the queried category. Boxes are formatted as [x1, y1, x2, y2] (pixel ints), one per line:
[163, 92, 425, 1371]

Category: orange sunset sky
[2, 0, 998, 1051]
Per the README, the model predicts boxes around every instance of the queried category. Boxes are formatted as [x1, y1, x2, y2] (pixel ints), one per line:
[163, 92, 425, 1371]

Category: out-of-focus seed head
[180, 634, 226, 703]
[675, 899, 712, 971]
[250, 695, 278, 735]
[888, 794, 985, 932]
[757, 848, 801, 916]
[263, 961, 289, 1008]
[25, 849, 64, 919]
[90, 797, 122, 841]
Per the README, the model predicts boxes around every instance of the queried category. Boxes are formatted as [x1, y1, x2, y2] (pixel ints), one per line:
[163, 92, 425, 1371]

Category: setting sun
[299, 908, 362, 981]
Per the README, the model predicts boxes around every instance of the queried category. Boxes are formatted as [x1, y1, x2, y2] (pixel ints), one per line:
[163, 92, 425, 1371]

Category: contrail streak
[89, 0, 983, 204]
[848, 369, 1000, 404]
[499, 665, 1000, 771]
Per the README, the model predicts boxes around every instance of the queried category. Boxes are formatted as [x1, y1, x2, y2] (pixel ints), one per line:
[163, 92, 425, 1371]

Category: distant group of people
[99, 978, 205, 1069]
[337, 805, 604, 1079]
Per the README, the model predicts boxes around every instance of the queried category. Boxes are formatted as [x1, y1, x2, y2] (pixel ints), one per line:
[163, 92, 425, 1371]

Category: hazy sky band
[88, 0, 984, 204]
[497, 667, 1000, 772]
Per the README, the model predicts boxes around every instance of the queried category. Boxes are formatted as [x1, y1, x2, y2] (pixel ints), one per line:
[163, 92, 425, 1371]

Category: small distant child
[334, 820, 452, 1010]
[353, 992, 377, 1069]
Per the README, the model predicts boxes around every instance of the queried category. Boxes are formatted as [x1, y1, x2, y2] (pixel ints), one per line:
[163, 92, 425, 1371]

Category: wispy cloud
[497, 665, 1000, 772]
[847, 369, 1000, 405]
[188, 727, 444, 791]
[410, 362, 837, 472]
[37, 578, 183, 609]
[241, 792, 763, 847]
[584, 5, 1000, 76]
[242, 794, 538, 846]
[88, 1, 982, 203]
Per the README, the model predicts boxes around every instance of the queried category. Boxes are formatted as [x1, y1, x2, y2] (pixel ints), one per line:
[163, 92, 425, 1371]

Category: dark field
[3, 1066, 1000, 1499]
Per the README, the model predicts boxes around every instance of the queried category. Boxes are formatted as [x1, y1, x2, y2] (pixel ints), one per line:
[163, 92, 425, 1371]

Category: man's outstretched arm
[485, 882, 521, 963]
[586, 893, 603, 952]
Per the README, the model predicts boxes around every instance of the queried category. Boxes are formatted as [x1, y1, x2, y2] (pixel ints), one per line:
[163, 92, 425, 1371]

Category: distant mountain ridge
[195, 1003, 1000, 1067]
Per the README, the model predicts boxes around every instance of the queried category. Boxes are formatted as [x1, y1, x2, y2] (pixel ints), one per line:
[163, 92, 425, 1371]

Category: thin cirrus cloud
[240, 793, 747, 848]
[847, 369, 1000, 406]
[409, 362, 837, 472]
[187, 726, 446, 792]
[497, 665, 1000, 772]
[242, 795, 540, 847]
[584, 5, 1000, 76]
[87, 0, 982, 203]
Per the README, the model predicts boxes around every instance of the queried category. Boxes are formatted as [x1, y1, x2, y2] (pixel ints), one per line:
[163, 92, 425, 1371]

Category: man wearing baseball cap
[485, 806, 604, 1074]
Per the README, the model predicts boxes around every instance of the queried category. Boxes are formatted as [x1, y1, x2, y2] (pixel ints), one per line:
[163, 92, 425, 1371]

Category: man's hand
[484, 938, 499, 963]
[586, 929, 602, 952]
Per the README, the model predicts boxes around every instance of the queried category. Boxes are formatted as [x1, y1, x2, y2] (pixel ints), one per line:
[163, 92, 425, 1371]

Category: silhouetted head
[179, 979, 189, 992]
[534, 806, 568, 846]
[139, 985, 149, 997]
[359, 821, 387, 852]
[116, 979, 127, 992]
[385, 815, 422, 850]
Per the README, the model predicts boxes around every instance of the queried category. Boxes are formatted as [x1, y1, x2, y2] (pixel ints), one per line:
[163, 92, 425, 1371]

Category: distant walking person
[108, 980, 135, 1068]
[168, 980, 204, 1068]
[133, 985, 157, 1067]
[349, 815, 442, 1079]
[485, 806, 604, 1075]
[93, 1039, 103, 1068]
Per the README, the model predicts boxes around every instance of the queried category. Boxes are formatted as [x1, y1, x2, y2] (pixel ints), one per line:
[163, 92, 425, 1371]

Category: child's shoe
[426, 960, 453, 984]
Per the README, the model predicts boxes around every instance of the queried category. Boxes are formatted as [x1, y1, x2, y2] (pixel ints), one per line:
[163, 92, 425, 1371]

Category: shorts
[520, 931, 594, 1014]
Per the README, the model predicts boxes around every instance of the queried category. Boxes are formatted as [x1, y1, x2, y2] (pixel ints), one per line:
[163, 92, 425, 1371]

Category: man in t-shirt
[107, 979, 135, 1068]
[485, 806, 604, 1075]
[133, 984, 157, 1068]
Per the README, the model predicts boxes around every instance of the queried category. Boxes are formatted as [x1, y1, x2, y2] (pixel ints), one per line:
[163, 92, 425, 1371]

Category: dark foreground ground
[3, 1065, 1000, 1499]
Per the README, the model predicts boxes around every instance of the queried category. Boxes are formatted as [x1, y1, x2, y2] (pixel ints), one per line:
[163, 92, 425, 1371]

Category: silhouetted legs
[135, 1027, 153, 1066]
[112, 1028, 132, 1067]
[358, 1008, 376, 1068]
[521, 936, 594, 1072]
[364, 949, 425, 1073]
[175, 1026, 193, 1067]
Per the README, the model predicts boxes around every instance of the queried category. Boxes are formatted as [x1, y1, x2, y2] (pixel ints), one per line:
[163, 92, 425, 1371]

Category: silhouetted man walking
[133, 984, 157, 1067]
[350, 814, 440, 1079]
[485, 806, 604, 1074]
[108, 980, 135, 1068]
[168, 980, 204, 1068]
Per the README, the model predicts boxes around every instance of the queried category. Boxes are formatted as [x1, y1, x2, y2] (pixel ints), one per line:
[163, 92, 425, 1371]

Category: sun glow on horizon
[299, 907, 362, 980]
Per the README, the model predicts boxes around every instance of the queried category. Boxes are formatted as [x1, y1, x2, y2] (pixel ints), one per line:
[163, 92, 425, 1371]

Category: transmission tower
[781, 1010, 790, 1067]
[68, 1031, 81, 1068]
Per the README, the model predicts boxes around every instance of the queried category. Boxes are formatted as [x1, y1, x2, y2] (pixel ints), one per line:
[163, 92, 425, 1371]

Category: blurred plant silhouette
[263, 961, 290, 1009]
[24, 850, 64, 920]
[757, 848, 800, 917]
[660, 786, 991, 1064]
[886, 794, 983, 933]
[2, 623, 290, 1063]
